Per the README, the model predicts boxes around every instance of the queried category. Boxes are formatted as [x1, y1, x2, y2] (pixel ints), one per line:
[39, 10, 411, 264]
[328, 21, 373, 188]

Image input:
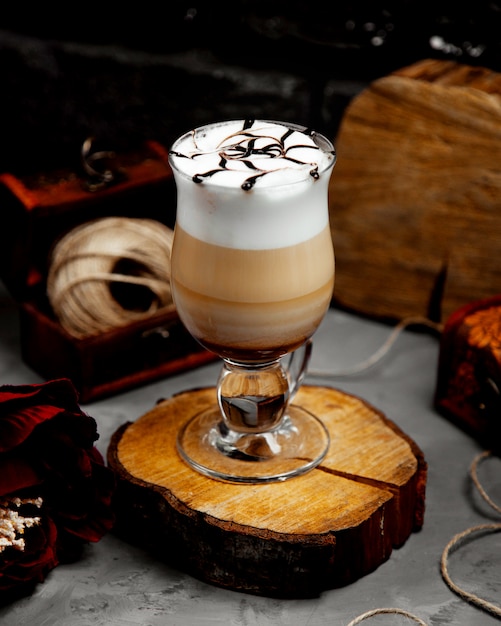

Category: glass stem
[216, 339, 313, 435]
[217, 359, 290, 434]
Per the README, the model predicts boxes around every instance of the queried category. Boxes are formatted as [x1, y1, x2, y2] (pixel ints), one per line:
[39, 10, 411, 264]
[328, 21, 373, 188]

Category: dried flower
[0, 497, 42, 553]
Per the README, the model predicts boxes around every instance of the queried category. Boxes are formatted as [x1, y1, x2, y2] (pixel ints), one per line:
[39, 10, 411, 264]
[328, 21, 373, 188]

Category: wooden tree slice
[329, 58, 501, 323]
[107, 385, 427, 598]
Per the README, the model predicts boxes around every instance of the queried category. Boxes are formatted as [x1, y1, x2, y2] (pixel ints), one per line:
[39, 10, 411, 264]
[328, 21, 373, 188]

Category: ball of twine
[47, 217, 175, 339]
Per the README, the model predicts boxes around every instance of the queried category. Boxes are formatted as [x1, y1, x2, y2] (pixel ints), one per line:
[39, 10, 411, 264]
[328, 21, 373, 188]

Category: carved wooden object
[330, 58, 501, 323]
[107, 385, 426, 597]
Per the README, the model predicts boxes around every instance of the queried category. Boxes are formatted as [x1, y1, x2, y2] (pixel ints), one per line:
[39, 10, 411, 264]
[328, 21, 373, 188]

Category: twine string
[49, 272, 171, 312]
[440, 524, 501, 618]
[440, 450, 501, 619]
[470, 450, 501, 516]
[308, 315, 443, 379]
[346, 608, 428, 625]
[46, 217, 175, 338]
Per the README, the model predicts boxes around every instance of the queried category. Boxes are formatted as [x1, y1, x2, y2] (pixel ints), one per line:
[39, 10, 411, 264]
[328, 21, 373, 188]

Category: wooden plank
[329, 58, 501, 322]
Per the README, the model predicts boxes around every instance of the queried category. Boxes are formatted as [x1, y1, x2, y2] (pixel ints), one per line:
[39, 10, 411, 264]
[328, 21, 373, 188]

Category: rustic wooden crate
[435, 294, 501, 453]
[0, 141, 213, 403]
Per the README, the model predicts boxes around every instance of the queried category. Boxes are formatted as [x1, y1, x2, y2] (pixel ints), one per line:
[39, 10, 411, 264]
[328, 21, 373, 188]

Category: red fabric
[0, 379, 115, 598]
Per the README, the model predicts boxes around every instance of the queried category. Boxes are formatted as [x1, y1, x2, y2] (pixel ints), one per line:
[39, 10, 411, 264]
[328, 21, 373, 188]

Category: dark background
[1, 1, 500, 176]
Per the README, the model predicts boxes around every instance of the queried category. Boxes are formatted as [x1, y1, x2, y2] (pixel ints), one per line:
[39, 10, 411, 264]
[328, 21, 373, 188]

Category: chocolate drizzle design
[170, 120, 332, 191]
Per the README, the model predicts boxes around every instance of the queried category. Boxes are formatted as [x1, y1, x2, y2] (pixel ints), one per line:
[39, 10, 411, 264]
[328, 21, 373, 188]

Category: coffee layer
[171, 225, 334, 360]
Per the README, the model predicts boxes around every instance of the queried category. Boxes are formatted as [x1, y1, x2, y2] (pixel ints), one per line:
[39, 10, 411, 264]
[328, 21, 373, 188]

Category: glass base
[176, 404, 330, 483]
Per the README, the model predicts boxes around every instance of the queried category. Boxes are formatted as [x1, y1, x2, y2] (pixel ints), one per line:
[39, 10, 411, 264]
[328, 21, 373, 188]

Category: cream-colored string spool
[47, 217, 175, 338]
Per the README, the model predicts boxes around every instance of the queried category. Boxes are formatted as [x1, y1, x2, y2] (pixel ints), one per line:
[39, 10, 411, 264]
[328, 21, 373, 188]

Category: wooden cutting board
[330, 58, 501, 323]
[107, 384, 427, 598]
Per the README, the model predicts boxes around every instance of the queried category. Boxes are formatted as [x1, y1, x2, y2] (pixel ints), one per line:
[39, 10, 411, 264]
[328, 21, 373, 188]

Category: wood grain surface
[107, 384, 427, 598]
[329, 58, 501, 323]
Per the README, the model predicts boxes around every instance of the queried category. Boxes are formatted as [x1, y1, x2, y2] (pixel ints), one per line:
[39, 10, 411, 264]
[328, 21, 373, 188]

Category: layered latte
[169, 119, 336, 362]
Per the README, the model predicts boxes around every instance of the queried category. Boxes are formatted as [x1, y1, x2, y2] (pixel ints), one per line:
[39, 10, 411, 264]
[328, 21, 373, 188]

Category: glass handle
[284, 338, 312, 402]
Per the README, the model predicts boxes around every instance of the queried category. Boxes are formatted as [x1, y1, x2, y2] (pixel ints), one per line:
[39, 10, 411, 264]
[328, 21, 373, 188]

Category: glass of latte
[169, 119, 336, 483]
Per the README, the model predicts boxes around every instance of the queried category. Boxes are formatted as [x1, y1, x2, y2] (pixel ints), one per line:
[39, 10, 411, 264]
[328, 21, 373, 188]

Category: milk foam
[169, 120, 336, 250]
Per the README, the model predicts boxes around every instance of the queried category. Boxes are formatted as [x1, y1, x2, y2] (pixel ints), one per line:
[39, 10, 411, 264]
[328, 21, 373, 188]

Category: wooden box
[0, 141, 214, 403]
[435, 294, 501, 453]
